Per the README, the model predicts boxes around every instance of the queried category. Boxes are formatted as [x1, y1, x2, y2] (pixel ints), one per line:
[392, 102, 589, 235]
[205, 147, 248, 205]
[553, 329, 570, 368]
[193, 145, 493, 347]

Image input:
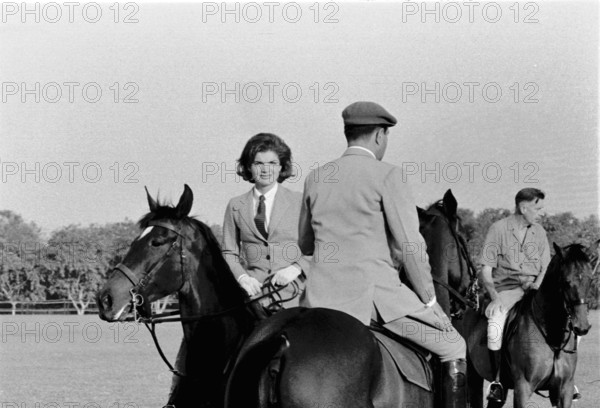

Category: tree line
[0, 207, 598, 314]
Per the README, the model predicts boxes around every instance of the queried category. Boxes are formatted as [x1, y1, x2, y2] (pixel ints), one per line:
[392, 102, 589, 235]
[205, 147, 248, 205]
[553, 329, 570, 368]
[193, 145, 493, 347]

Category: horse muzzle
[572, 322, 591, 337]
[97, 287, 134, 322]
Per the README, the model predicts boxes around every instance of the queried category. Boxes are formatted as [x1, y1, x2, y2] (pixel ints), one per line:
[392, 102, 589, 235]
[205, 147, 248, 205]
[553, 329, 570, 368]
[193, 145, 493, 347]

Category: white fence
[0, 298, 178, 315]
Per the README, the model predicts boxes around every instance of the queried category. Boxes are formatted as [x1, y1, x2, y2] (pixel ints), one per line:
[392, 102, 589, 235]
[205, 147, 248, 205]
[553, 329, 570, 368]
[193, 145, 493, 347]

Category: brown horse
[465, 243, 594, 408]
[97, 185, 474, 408]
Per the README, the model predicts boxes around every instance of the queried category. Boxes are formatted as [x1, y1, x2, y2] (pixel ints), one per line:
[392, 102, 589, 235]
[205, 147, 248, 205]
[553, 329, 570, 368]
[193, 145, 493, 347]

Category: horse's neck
[534, 274, 569, 341]
[174, 266, 255, 405]
[178, 260, 255, 341]
[178, 254, 256, 362]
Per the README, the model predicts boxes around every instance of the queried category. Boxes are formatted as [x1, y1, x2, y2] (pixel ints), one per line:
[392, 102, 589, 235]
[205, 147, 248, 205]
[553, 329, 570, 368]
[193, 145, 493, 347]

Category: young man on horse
[298, 101, 467, 408]
[479, 188, 551, 403]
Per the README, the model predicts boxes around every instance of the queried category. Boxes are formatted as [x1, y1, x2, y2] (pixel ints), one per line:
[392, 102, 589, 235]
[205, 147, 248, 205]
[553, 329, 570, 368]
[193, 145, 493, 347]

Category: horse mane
[136, 202, 246, 301]
[563, 243, 591, 265]
[424, 199, 460, 221]
[543, 243, 591, 288]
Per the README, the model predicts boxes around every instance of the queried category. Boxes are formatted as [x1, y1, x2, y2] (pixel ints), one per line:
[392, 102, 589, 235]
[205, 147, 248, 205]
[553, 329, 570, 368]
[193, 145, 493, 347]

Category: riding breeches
[377, 305, 467, 362]
[486, 287, 525, 351]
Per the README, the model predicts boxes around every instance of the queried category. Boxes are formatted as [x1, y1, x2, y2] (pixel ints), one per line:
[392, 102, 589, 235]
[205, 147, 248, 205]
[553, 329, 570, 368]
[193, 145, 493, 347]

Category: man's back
[299, 148, 434, 324]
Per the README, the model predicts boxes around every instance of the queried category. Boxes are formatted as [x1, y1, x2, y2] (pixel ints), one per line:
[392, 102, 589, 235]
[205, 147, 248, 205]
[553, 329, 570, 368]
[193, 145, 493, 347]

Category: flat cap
[342, 101, 397, 127]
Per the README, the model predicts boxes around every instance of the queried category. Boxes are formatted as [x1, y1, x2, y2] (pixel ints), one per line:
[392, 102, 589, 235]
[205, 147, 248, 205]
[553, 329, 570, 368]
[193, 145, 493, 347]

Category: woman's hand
[238, 274, 262, 296]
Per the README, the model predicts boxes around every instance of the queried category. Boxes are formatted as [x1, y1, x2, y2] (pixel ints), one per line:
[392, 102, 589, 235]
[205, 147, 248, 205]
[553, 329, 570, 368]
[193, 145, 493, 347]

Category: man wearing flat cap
[298, 101, 467, 408]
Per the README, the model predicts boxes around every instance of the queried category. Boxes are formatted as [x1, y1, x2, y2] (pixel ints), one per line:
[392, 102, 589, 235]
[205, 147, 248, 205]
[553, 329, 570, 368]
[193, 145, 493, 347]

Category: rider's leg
[382, 306, 467, 408]
[485, 287, 525, 403]
[486, 303, 508, 403]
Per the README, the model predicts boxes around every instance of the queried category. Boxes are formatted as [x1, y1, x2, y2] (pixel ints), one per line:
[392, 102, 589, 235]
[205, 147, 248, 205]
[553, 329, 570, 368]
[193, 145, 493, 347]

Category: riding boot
[441, 359, 467, 408]
[573, 385, 582, 401]
[486, 349, 505, 404]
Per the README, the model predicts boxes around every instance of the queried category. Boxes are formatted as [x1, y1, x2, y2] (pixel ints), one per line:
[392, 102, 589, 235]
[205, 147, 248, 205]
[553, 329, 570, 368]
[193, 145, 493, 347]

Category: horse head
[418, 189, 475, 317]
[97, 184, 240, 322]
[551, 242, 594, 336]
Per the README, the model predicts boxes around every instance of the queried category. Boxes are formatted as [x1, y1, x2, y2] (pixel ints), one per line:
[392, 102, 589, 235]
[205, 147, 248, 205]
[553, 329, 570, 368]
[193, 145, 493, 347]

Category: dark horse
[97, 185, 474, 408]
[417, 189, 478, 319]
[465, 243, 594, 408]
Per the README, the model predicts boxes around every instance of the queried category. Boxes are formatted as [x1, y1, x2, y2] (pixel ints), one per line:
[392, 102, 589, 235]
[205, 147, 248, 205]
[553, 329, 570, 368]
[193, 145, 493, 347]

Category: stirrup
[573, 385, 582, 402]
[486, 381, 504, 403]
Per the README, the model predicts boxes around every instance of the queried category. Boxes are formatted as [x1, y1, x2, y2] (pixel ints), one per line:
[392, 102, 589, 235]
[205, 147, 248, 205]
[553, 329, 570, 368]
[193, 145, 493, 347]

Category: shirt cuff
[425, 296, 437, 308]
[237, 273, 249, 283]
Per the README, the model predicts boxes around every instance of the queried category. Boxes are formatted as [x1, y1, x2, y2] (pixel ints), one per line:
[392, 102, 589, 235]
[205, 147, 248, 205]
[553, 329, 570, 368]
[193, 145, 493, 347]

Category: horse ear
[145, 186, 158, 213]
[443, 189, 458, 217]
[553, 242, 562, 258]
[175, 184, 194, 218]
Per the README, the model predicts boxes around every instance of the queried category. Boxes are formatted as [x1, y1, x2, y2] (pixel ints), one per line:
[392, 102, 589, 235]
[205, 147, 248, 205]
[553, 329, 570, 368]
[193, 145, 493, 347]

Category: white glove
[237, 274, 262, 296]
[272, 265, 301, 286]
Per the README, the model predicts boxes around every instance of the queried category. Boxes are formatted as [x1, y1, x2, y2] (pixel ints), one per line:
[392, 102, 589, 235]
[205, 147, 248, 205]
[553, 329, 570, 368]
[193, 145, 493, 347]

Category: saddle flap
[372, 331, 434, 392]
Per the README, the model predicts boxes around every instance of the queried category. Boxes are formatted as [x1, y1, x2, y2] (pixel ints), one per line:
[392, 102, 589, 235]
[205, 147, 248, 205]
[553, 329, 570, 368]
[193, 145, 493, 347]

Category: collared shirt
[252, 183, 278, 230]
[347, 146, 376, 159]
[479, 214, 551, 292]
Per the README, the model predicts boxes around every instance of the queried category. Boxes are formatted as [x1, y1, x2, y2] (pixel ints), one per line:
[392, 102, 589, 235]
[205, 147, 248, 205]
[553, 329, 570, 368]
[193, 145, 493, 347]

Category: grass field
[1, 312, 598, 408]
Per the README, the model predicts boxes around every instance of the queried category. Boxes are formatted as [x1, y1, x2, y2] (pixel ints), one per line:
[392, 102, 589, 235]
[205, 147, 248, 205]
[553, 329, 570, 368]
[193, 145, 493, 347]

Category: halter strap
[111, 221, 188, 306]
[148, 220, 194, 241]
[113, 263, 139, 286]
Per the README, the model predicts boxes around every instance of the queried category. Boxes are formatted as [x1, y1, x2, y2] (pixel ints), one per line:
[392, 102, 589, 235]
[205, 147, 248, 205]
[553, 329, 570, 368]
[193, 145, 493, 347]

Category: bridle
[426, 207, 480, 316]
[531, 295, 585, 356]
[109, 219, 300, 375]
[530, 260, 592, 355]
[111, 220, 190, 321]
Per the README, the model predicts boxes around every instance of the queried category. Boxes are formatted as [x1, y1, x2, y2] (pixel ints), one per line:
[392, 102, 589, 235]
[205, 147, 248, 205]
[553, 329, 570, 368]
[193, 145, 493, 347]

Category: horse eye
[151, 239, 166, 247]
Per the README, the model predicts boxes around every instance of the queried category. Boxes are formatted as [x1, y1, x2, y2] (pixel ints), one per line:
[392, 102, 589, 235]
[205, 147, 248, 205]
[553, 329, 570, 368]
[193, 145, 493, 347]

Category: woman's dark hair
[236, 133, 295, 183]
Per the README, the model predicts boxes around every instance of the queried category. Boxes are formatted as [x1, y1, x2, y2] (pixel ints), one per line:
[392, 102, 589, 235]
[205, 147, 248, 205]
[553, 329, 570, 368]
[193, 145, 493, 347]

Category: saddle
[225, 308, 435, 408]
[370, 321, 434, 392]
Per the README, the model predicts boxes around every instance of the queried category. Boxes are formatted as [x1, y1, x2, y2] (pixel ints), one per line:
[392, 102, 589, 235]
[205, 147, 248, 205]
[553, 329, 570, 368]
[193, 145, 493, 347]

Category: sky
[0, 0, 598, 235]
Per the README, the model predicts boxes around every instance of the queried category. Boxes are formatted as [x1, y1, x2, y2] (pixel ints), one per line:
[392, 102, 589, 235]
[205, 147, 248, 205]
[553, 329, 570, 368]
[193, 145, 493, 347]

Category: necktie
[255, 195, 268, 239]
